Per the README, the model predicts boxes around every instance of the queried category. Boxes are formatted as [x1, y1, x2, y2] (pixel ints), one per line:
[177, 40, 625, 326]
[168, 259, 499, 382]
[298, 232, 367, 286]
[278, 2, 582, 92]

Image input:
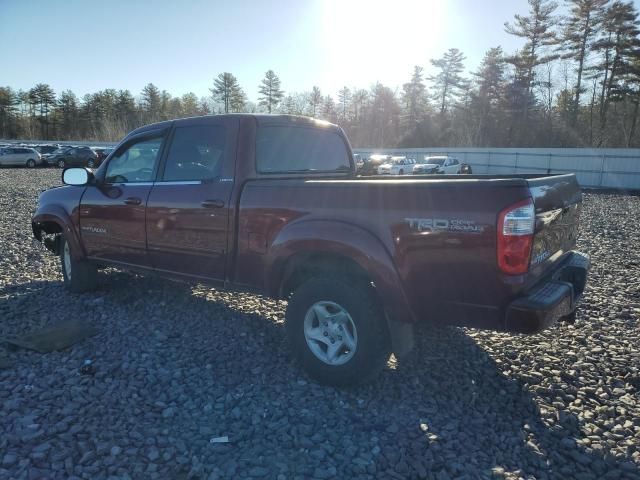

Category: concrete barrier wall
[4, 139, 639, 189]
[353, 148, 640, 189]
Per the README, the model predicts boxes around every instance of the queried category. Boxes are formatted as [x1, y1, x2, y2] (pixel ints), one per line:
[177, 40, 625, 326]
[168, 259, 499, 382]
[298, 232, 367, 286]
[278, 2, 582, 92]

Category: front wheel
[26, 159, 36, 168]
[60, 236, 98, 293]
[285, 275, 390, 386]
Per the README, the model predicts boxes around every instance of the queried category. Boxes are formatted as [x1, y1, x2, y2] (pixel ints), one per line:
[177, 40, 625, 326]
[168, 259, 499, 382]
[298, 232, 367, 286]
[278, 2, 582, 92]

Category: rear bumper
[505, 251, 590, 333]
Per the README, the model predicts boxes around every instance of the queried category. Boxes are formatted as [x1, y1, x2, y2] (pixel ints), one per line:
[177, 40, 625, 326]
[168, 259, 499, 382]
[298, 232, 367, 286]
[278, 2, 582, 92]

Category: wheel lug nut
[330, 339, 335, 344]
[323, 332, 328, 336]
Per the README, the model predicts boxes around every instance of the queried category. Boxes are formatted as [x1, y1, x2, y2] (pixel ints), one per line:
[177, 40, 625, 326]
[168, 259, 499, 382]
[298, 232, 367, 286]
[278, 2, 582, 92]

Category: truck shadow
[1, 275, 637, 479]
[376, 323, 639, 478]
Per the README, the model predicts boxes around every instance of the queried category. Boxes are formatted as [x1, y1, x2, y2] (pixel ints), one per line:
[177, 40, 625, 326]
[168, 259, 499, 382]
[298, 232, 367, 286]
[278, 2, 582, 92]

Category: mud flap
[386, 316, 415, 358]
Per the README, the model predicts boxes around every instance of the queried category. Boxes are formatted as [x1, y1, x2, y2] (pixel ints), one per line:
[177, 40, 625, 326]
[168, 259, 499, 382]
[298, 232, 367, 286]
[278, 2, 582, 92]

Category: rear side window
[162, 125, 226, 181]
[256, 126, 350, 173]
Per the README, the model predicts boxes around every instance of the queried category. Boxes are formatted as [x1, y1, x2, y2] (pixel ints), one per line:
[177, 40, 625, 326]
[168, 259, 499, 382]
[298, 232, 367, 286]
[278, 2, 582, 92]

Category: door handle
[124, 197, 142, 205]
[201, 199, 225, 208]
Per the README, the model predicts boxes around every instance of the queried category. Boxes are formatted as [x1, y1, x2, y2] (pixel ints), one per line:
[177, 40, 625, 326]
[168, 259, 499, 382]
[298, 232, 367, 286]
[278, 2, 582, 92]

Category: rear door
[527, 174, 582, 278]
[145, 117, 237, 281]
[79, 131, 166, 267]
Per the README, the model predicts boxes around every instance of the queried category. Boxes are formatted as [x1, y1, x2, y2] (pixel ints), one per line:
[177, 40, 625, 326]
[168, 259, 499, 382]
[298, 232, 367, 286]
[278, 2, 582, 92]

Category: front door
[146, 118, 236, 281]
[79, 133, 165, 267]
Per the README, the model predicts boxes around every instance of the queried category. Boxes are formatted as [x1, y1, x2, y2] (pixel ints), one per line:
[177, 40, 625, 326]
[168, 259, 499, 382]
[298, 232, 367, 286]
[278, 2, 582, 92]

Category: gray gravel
[1, 168, 639, 480]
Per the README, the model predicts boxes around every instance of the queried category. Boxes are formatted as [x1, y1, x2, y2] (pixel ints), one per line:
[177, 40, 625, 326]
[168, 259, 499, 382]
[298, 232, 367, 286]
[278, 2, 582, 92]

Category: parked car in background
[34, 145, 59, 156]
[48, 146, 99, 168]
[0, 146, 43, 167]
[42, 147, 70, 165]
[353, 153, 364, 171]
[357, 154, 390, 175]
[413, 155, 463, 174]
[92, 147, 113, 166]
[378, 156, 414, 175]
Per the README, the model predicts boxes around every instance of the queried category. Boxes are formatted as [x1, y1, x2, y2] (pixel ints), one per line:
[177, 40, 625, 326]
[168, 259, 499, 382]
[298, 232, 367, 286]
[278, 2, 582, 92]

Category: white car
[413, 155, 461, 174]
[0, 147, 43, 167]
[377, 156, 414, 175]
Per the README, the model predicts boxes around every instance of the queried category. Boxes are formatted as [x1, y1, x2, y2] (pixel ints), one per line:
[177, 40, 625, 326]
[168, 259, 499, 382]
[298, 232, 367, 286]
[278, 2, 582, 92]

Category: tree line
[2, 0, 640, 148]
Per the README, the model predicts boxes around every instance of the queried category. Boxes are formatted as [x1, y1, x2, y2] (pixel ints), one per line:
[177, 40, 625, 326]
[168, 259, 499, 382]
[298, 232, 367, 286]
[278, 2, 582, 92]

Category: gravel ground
[0, 168, 639, 480]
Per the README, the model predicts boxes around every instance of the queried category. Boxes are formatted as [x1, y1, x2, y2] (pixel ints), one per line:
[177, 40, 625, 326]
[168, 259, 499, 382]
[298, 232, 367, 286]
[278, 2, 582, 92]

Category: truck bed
[235, 173, 581, 330]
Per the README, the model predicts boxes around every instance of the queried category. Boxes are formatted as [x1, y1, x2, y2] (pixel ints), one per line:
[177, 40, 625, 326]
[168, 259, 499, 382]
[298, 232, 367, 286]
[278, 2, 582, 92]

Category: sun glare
[320, 0, 448, 93]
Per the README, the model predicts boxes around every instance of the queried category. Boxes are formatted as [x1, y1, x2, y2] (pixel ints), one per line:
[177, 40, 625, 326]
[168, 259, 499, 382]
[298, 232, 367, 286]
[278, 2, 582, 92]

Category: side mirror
[63, 167, 91, 186]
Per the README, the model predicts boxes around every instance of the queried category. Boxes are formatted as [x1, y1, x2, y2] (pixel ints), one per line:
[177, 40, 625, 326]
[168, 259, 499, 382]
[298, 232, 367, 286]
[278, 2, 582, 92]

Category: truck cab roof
[130, 114, 342, 137]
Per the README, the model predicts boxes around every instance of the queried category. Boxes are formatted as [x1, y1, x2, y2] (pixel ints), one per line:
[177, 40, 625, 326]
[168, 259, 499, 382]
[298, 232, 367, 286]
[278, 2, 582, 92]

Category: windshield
[422, 157, 446, 166]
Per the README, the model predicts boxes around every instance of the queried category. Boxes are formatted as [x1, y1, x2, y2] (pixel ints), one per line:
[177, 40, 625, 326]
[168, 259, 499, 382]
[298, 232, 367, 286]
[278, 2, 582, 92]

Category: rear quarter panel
[235, 177, 533, 328]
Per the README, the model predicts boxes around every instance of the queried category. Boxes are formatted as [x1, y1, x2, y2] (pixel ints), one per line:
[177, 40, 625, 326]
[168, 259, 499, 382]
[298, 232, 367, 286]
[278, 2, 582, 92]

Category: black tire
[57, 159, 66, 169]
[285, 275, 390, 386]
[26, 159, 36, 168]
[60, 236, 98, 293]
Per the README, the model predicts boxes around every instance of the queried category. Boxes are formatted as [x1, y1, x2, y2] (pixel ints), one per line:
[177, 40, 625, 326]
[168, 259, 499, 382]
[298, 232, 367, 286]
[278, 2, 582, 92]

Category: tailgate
[527, 174, 582, 277]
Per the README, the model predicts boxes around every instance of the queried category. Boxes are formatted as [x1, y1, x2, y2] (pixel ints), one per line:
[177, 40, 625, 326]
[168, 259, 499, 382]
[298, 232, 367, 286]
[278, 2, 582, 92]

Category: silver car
[0, 147, 43, 167]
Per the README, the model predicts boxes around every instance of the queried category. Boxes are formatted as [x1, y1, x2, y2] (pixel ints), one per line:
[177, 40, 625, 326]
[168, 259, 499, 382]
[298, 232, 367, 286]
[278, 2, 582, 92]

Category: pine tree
[402, 66, 427, 128]
[590, 0, 640, 143]
[561, 0, 609, 125]
[337, 87, 352, 121]
[308, 86, 322, 117]
[258, 70, 284, 113]
[56, 90, 79, 139]
[181, 93, 199, 117]
[472, 47, 507, 145]
[504, 0, 559, 119]
[322, 95, 338, 123]
[430, 48, 467, 114]
[0, 87, 18, 138]
[351, 89, 368, 121]
[141, 83, 161, 123]
[211, 72, 245, 114]
[115, 90, 136, 132]
[160, 90, 172, 120]
[28, 84, 56, 138]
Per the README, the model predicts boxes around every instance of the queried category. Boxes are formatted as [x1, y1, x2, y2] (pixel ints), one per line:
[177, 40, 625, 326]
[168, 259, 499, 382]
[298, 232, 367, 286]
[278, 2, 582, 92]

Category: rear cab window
[256, 126, 351, 174]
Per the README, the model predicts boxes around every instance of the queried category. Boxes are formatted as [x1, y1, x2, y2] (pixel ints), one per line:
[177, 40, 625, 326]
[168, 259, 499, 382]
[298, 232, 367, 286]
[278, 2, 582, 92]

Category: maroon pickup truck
[32, 114, 590, 385]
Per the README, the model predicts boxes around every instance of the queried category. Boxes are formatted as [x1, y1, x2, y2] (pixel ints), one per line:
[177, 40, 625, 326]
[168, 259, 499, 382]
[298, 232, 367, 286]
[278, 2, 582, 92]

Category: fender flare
[266, 219, 415, 325]
[32, 205, 85, 259]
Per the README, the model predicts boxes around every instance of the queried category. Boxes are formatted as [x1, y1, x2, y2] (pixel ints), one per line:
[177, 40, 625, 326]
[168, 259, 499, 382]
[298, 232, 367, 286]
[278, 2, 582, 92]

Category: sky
[0, 0, 637, 102]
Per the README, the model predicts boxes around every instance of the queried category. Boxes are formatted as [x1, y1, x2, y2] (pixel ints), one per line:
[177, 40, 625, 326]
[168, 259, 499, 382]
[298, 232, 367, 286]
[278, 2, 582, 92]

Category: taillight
[497, 198, 535, 275]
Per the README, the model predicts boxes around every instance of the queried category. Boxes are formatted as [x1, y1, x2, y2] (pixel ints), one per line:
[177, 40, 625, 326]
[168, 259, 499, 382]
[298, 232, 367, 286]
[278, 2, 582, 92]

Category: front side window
[105, 137, 162, 183]
[256, 126, 350, 173]
[162, 125, 225, 181]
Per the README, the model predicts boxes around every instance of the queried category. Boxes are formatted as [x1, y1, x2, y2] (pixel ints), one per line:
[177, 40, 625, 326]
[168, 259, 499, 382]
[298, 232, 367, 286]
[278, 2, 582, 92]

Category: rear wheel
[60, 237, 98, 293]
[26, 159, 36, 168]
[57, 159, 66, 169]
[285, 275, 390, 386]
